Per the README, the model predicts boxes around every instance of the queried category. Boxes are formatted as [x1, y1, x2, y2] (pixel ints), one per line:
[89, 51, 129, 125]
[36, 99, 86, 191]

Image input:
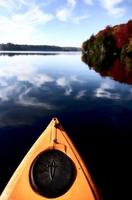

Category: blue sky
[0, 0, 131, 47]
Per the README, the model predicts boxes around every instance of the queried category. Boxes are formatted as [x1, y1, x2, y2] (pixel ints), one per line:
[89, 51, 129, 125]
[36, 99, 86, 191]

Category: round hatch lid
[30, 149, 76, 198]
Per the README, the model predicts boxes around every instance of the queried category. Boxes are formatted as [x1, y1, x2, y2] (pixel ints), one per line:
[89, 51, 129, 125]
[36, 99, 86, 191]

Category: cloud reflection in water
[0, 55, 88, 126]
[94, 78, 132, 101]
[0, 54, 132, 128]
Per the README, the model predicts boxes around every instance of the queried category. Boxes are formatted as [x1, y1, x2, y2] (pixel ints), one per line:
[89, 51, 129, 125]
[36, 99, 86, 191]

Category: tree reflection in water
[82, 54, 132, 85]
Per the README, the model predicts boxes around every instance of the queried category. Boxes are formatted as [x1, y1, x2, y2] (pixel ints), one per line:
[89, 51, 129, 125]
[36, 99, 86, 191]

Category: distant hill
[0, 43, 80, 52]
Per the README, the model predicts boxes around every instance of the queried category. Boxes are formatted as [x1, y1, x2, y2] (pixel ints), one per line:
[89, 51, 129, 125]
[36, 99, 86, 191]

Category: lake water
[0, 53, 132, 200]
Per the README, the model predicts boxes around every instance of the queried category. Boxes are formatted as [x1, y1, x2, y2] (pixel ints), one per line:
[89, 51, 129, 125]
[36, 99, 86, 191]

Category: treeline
[82, 20, 132, 70]
[0, 43, 80, 51]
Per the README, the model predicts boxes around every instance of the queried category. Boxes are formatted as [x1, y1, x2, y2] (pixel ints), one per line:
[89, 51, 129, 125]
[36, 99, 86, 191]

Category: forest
[0, 43, 80, 52]
[82, 20, 132, 84]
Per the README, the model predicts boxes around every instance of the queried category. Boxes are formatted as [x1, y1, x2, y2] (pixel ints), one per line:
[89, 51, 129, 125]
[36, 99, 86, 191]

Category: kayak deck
[1, 118, 101, 200]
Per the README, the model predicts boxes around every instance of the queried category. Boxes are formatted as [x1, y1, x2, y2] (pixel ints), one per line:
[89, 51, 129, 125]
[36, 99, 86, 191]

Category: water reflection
[0, 54, 132, 127]
[0, 54, 88, 126]
[82, 54, 132, 85]
[0, 51, 80, 56]
[0, 53, 59, 57]
[0, 54, 132, 200]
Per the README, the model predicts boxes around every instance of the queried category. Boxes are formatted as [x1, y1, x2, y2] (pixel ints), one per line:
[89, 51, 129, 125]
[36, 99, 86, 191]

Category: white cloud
[94, 81, 120, 99]
[67, 0, 76, 7]
[65, 87, 72, 96]
[56, 0, 75, 22]
[15, 6, 53, 24]
[0, 60, 54, 87]
[0, 2, 54, 44]
[0, 0, 32, 13]
[56, 76, 73, 96]
[0, 79, 8, 87]
[100, 0, 126, 17]
[0, 82, 57, 127]
[0, 84, 17, 102]
[0, 62, 56, 109]
[56, 0, 89, 24]
[0, 16, 35, 43]
[108, 7, 125, 17]
[18, 73, 54, 87]
[0, 0, 17, 13]
[56, 8, 71, 21]
[18, 86, 56, 109]
[70, 75, 83, 83]
[101, 0, 123, 9]
[75, 90, 86, 99]
[83, 0, 94, 5]
[56, 77, 67, 87]
[32, 74, 54, 87]
[72, 14, 89, 24]
[56, 0, 76, 22]
[56, 75, 83, 96]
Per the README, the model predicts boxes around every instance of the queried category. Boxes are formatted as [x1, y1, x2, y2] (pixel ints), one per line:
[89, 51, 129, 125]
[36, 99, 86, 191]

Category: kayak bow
[1, 118, 101, 200]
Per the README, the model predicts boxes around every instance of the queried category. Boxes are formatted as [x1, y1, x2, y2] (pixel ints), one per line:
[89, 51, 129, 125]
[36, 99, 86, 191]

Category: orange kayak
[1, 118, 101, 200]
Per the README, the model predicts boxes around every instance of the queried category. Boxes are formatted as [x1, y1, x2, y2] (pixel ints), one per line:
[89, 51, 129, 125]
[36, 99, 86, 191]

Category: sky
[0, 0, 131, 47]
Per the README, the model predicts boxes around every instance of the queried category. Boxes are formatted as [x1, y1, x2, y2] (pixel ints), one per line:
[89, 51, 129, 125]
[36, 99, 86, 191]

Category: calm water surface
[0, 53, 132, 200]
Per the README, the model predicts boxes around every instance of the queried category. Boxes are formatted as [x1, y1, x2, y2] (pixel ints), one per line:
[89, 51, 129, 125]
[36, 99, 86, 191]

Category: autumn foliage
[82, 20, 132, 85]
